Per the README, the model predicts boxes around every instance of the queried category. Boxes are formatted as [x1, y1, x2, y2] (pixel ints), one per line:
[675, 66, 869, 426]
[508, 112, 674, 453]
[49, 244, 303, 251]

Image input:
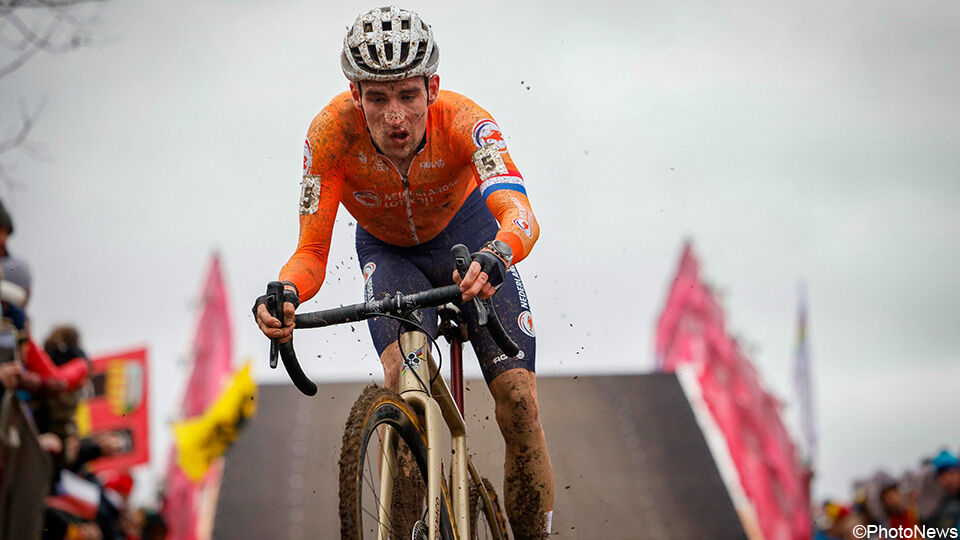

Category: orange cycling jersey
[280, 90, 540, 301]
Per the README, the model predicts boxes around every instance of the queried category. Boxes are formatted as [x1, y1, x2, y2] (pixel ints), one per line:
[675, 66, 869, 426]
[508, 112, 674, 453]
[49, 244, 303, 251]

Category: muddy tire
[469, 477, 509, 540]
[338, 385, 455, 540]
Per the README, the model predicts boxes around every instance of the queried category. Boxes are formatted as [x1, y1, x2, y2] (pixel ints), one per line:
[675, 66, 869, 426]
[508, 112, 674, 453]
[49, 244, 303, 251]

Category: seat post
[437, 303, 469, 417]
[450, 337, 464, 416]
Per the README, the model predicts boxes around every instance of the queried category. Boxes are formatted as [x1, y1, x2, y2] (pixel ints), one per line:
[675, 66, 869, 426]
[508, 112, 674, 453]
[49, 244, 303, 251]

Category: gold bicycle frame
[375, 328, 498, 540]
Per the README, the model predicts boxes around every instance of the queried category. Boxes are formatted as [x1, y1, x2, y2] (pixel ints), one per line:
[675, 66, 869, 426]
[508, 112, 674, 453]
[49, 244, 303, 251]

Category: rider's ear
[426, 74, 439, 106]
[350, 82, 362, 108]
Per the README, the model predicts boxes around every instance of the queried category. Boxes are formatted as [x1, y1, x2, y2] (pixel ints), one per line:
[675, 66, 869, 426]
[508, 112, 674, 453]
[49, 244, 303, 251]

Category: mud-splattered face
[351, 75, 439, 169]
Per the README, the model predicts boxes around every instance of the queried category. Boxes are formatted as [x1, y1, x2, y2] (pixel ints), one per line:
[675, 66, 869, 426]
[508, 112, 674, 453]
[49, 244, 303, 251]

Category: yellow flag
[174, 364, 257, 481]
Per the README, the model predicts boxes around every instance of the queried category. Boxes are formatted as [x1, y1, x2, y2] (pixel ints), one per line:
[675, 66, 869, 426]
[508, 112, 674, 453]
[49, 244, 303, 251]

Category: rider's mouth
[389, 130, 410, 145]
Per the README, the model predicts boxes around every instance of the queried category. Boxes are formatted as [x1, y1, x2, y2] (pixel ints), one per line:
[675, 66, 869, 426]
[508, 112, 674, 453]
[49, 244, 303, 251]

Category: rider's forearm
[279, 247, 328, 302]
[279, 175, 343, 302]
[485, 190, 540, 265]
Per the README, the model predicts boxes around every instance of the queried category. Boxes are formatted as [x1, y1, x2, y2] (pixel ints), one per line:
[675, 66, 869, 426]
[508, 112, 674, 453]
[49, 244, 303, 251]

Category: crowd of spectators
[0, 199, 167, 539]
[814, 449, 960, 539]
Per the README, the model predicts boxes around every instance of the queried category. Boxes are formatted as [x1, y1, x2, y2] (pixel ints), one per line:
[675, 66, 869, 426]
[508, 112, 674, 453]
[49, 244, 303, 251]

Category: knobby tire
[339, 385, 455, 540]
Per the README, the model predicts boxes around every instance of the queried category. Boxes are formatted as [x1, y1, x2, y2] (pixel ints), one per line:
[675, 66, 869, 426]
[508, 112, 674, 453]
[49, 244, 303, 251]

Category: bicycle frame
[376, 327, 495, 540]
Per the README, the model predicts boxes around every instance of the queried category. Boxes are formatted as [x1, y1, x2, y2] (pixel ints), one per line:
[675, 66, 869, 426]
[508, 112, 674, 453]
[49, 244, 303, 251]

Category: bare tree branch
[2, 1, 109, 7]
[0, 0, 111, 187]
[0, 0, 106, 77]
[0, 98, 46, 157]
[0, 9, 63, 77]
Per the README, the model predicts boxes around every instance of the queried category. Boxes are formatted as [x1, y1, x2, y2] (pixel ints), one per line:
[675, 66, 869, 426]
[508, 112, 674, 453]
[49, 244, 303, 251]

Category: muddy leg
[489, 368, 554, 540]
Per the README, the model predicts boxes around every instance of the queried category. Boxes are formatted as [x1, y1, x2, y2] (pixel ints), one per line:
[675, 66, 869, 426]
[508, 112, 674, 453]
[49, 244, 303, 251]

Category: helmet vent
[341, 7, 439, 81]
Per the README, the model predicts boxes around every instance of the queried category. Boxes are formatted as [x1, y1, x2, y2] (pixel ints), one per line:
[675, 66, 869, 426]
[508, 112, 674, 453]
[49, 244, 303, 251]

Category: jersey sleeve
[278, 109, 347, 301]
[460, 107, 540, 265]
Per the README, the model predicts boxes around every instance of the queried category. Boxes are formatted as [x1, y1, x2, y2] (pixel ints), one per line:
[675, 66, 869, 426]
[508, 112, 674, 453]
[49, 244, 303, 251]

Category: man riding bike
[253, 7, 554, 538]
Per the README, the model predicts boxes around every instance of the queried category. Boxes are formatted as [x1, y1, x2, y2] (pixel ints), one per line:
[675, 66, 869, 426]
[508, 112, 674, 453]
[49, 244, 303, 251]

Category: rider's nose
[384, 108, 405, 126]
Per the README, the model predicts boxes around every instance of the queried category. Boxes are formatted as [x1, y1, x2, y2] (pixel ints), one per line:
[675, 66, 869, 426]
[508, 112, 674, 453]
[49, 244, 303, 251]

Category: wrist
[280, 280, 299, 296]
[483, 239, 513, 268]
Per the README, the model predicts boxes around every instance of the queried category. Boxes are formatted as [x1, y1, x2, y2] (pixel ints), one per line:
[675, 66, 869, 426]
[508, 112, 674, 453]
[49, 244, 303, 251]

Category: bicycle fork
[377, 328, 470, 540]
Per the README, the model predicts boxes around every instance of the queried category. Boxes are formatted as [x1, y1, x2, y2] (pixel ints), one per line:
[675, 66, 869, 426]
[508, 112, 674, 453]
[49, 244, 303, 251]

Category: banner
[655, 241, 811, 540]
[74, 347, 150, 472]
[174, 364, 257, 481]
[163, 254, 236, 540]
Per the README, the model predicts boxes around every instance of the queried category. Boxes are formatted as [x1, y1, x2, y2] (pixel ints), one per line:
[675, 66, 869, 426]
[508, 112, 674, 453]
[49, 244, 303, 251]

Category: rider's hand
[452, 248, 506, 302]
[253, 285, 299, 343]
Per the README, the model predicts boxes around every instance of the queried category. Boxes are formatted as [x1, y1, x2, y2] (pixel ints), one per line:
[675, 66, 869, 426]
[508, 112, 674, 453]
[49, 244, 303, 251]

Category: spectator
[879, 480, 917, 529]
[36, 326, 91, 444]
[837, 512, 866, 540]
[817, 501, 851, 540]
[929, 450, 960, 530]
[0, 198, 31, 308]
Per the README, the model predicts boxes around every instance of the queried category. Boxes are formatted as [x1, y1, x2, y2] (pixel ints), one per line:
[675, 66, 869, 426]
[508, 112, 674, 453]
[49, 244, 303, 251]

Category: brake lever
[265, 281, 284, 369]
[452, 244, 487, 325]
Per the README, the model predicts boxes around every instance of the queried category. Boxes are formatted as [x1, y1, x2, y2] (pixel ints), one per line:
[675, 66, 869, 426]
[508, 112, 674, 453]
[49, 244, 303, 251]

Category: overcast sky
[4, 0, 959, 506]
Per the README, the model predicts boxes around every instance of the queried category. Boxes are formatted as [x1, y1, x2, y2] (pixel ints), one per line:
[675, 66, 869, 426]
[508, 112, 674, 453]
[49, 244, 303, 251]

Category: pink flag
[162, 254, 234, 540]
[182, 255, 234, 417]
[655, 242, 811, 540]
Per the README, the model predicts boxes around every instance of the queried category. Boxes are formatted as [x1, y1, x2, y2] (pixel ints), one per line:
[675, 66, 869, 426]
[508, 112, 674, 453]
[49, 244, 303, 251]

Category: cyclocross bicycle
[264, 244, 513, 540]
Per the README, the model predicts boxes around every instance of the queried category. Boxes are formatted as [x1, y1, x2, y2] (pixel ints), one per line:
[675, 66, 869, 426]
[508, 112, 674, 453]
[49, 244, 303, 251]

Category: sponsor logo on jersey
[299, 175, 321, 215]
[509, 267, 529, 310]
[514, 217, 533, 239]
[492, 349, 525, 364]
[303, 139, 312, 175]
[509, 196, 530, 219]
[419, 158, 445, 169]
[362, 262, 376, 282]
[518, 310, 535, 337]
[353, 191, 382, 207]
[471, 119, 507, 152]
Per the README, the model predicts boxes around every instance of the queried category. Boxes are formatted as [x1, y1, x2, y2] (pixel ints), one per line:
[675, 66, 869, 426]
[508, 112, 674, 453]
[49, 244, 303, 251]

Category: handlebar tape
[278, 341, 318, 396]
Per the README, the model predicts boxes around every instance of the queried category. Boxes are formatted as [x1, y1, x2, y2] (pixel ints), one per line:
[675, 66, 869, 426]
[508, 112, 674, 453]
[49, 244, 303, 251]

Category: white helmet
[341, 6, 439, 82]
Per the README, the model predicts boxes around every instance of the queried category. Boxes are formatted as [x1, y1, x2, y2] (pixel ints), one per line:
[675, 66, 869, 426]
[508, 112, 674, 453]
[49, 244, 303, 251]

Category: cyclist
[253, 6, 553, 538]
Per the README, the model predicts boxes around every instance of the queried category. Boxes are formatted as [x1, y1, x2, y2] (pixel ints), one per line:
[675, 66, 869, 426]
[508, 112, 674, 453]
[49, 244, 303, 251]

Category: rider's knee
[380, 343, 402, 391]
[491, 370, 542, 440]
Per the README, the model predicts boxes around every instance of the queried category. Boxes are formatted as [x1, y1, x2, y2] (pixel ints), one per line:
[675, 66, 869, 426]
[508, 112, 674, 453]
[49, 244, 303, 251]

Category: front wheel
[339, 385, 455, 540]
[470, 477, 509, 540]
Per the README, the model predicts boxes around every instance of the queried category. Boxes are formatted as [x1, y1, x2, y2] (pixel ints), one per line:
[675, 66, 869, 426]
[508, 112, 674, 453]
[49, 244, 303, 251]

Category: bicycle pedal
[411, 520, 427, 540]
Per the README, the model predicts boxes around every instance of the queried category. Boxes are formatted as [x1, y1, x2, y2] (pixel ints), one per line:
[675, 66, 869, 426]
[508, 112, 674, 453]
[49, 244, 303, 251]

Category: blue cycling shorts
[355, 188, 536, 386]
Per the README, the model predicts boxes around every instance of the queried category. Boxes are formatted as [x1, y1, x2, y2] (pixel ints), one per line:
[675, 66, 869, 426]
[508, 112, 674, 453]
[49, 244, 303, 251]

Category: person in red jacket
[22, 337, 88, 392]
